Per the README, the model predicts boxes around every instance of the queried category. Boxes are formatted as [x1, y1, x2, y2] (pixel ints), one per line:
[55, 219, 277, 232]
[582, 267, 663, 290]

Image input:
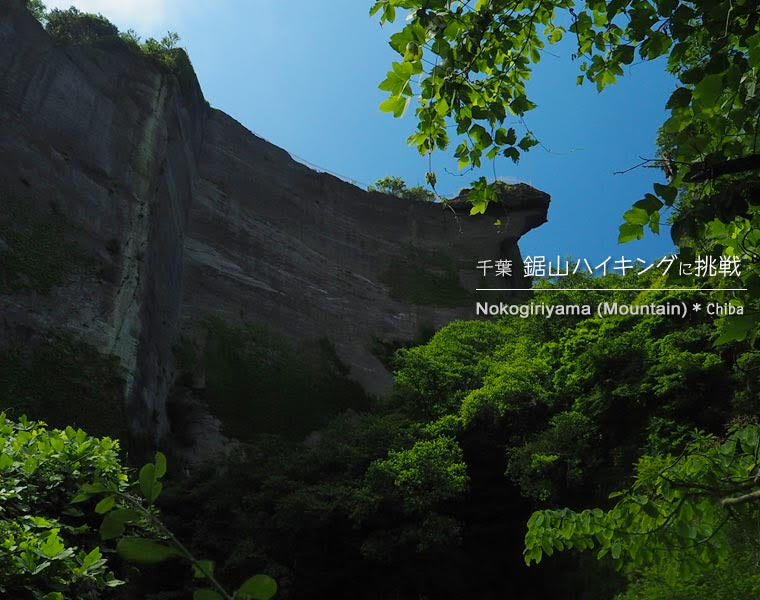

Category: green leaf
[665, 87, 692, 109]
[100, 508, 139, 540]
[618, 223, 644, 243]
[139, 463, 162, 503]
[510, 95, 536, 115]
[653, 183, 677, 204]
[193, 560, 216, 580]
[194, 590, 224, 600]
[379, 95, 409, 118]
[613, 45, 635, 65]
[0, 453, 12, 470]
[693, 74, 724, 107]
[236, 575, 278, 600]
[623, 207, 650, 225]
[41, 531, 65, 558]
[100, 513, 126, 540]
[81, 547, 103, 570]
[633, 194, 663, 213]
[139, 463, 156, 498]
[49, 437, 64, 453]
[517, 135, 539, 151]
[154, 452, 167, 478]
[747, 32, 760, 69]
[469, 124, 492, 148]
[116, 537, 180, 564]
[642, 501, 660, 519]
[95, 495, 115, 515]
[715, 315, 755, 345]
[611, 541, 622, 559]
[503, 147, 520, 163]
[648, 211, 660, 234]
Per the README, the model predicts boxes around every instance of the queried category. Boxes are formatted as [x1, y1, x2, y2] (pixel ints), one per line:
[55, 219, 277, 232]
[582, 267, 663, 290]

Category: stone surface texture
[0, 1, 549, 451]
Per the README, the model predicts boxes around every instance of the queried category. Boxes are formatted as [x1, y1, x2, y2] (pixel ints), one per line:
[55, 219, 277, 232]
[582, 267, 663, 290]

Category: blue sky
[47, 0, 679, 263]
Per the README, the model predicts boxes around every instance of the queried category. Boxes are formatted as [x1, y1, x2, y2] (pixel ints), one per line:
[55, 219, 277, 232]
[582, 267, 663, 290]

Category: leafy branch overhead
[371, 0, 758, 198]
[525, 424, 760, 589]
[372, 0, 760, 340]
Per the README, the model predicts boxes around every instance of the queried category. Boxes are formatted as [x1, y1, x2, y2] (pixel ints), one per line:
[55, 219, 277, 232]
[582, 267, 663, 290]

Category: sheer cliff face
[0, 1, 549, 451]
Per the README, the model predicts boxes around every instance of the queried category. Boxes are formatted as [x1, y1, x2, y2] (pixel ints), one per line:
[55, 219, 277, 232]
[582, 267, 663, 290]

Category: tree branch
[685, 153, 760, 182]
[720, 489, 760, 506]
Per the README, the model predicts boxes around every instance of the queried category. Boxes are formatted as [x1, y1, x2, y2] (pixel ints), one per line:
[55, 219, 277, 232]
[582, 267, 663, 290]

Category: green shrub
[139, 32, 183, 71]
[37, 4, 187, 80]
[45, 7, 119, 45]
[368, 176, 436, 202]
[24, 0, 46, 22]
[0, 415, 278, 600]
[0, 413, 126, 599]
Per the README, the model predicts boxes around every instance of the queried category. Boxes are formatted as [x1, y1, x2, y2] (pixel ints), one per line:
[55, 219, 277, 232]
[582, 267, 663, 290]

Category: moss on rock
[0, 334, 127, 438]
[0, 196, 91, 295]
[379, 248, 472, 307]
[177, 317, 369, 441]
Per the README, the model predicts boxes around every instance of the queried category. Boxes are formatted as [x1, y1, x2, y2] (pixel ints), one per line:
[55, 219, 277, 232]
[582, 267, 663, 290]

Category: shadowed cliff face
[0, 1, 549, 455]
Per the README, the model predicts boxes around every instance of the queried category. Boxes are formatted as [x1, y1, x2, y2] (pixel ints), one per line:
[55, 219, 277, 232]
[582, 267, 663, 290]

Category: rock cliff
[0, 1, 549, 457]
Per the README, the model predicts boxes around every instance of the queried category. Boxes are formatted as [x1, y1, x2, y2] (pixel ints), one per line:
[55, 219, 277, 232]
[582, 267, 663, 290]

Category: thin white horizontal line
[476, 288, 748, 292]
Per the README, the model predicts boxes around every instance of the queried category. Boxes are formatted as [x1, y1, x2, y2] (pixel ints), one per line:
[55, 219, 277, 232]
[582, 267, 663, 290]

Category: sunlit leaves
[363, 433, 469, 524]
[525, 425, 760, 587]
[371, 0, 760, 340]
[379, 95, 412, 117]
[0, 414, 126, 595]
[372, 0, 549, 201]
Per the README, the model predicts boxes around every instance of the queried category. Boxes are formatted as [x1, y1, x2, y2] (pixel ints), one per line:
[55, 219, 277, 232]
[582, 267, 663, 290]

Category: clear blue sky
[48, 0, 679, 263]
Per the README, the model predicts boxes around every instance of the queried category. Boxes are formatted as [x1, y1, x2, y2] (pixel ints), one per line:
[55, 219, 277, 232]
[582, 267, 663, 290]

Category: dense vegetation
[0, 414, 127, 599]
[0, 414, 276, 600]
[7, 270, 756, 598]
[370, 2, 760, 593]
[154, 273, 757, 599]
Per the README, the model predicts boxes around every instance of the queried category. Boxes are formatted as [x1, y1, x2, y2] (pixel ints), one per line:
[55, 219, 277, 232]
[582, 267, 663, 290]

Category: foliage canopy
[371, 0, 759, 342]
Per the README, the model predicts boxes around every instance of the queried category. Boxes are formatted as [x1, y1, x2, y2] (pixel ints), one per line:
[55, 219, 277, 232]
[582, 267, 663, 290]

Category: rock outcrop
[0, 1, 549, 456]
